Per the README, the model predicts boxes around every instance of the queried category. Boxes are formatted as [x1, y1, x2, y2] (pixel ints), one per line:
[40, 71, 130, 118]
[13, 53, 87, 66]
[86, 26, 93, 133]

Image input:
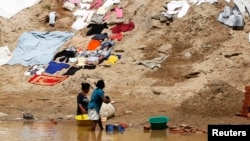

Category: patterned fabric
[28, 74, 69, 86]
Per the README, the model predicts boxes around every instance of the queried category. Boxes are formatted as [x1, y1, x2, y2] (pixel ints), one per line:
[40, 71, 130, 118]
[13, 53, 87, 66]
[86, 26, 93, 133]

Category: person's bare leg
[91, 121, 97, 131]
[97, 118, 103, 130]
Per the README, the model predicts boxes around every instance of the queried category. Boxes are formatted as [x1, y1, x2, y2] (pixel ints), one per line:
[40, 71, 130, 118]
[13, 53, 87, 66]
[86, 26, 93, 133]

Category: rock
[0, 112, 8, 116]
[151, 88, 162, 95]
[22, 112, 34, 120]
[157, 44, 172, 54]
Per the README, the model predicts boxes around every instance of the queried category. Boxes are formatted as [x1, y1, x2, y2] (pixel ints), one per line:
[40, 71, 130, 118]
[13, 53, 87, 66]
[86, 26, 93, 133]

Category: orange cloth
[87, 39, 101, 51]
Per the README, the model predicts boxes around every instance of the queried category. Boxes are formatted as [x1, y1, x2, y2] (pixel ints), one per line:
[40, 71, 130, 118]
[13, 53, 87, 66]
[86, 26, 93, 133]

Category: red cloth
[110, 22, 135, 33]
[28, 74, 69, 86]
[111, 32, 123, 41]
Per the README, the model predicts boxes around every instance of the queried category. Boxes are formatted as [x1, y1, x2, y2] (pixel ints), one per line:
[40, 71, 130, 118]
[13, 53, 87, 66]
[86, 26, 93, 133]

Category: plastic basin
[148, 116, 169, 130]
[75, 114, 93, 126]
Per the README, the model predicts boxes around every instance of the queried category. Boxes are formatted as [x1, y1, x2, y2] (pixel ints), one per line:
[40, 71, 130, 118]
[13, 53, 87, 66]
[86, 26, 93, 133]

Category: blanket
[7, 31, 74, 66]
[28, 74, 69, 86]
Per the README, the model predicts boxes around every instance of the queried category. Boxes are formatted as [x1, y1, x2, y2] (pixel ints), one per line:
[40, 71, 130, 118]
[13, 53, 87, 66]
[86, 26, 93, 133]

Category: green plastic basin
[148, 116, 169, 130]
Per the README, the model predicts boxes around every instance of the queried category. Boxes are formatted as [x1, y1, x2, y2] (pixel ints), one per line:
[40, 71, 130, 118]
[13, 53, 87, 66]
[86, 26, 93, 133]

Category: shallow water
[0, 121, 207, 141]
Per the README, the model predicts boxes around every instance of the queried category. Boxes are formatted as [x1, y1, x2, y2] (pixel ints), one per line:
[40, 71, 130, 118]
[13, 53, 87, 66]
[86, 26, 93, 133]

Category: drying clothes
[8, 31, 74, 66]
[163, 1, 190, 18]
[73, 9, 95, 22]
[99, 42, 114, 58]
[86, 23, 108, 36]
[110, 22, 135, 33]
[71, 17, 89, 30]
[103, 7, 123, 19]
[76, 56, 87, 66]
[24, 64, 46, 76]
[83, 64, 96, 69]
[114, 7, 123, 18]
[66, 0, 81, 5]
[63, 1, 75, 11]
[53, 50, 76, 63]
[92, 33, 109, 40]
[86, 39, 101, 50]
[217, 5, 244, 29]
[111, 32, 123, 41]
[90, 0, 104, 9]
[0, 46, 12, 66]
[96, 0, 119, 15]
[82, 0, 93, 2]
[45, 61, 70, 74]
[80, 3, 91, 9]
[49, 11, 56, 26]
[103, 7, 125, 25]
[96, 6, 109, 15]
[63, 66, 81, 75]
[102, 0, 119, 8]
[91, 14, 105, 24]
[101, 40, 115, 49]
[134, 55, 169, 69]
[105, 55, 118, 64]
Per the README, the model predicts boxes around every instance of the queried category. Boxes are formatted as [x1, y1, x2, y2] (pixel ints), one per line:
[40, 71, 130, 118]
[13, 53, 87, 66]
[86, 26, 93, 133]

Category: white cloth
[73, 9, 95, 22]
[80, 3, 91, 9]
[88, 109, 99, 120]
[0, 46, 12, 66]
[49, 11, 56, 25]
[165, 1, 190, 18]
[71, 17, 89, 30]
[0, 0, 41, 19]
[189, 0, 217, 5]
[82, 0, 93, 2]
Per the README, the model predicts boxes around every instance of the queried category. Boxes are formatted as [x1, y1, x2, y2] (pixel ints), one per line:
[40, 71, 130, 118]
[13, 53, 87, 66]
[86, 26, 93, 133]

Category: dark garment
[101, 40, 115, 49]
[86, 23, 108, 36]
[77, 93, 89, 115]
[110, 22, 135, 33]
[84, 64, 96, 69]
[63, 66, 81, 75]
[92, 33, 108, 40]
[53, 50, 76, 63]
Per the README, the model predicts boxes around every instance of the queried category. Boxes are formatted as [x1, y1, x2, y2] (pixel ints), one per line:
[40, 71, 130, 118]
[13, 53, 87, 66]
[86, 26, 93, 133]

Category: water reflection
[77, 126, 103, 141]
[150, 130, 167, 141]
[0, 121, 207, 141]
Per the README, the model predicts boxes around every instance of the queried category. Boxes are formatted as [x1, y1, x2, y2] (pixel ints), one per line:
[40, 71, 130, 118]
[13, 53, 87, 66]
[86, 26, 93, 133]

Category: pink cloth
[111, 22, 135, 33]
[115, 7, 123, 18]
[90, 0, 104, 9]
[103, 11, 113, 21]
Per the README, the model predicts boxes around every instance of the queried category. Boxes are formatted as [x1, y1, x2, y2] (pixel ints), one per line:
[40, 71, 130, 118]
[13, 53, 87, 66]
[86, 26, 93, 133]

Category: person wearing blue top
[88, 79, 110, 131]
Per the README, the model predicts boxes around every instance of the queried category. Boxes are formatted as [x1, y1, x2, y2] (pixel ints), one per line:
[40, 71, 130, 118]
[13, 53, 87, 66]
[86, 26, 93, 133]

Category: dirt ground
[1, 0, 250, 131]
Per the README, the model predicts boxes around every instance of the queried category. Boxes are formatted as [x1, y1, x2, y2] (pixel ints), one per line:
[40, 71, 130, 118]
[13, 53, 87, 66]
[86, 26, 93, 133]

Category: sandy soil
[1, 0, 250, 130]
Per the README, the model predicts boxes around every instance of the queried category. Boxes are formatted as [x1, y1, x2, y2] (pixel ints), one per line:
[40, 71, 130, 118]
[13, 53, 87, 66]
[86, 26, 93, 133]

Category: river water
[0, 121, 207, 141]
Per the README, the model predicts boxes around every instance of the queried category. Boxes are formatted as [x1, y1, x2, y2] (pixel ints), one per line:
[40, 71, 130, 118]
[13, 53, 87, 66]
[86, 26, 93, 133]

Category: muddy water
[0, 121, 207, 141]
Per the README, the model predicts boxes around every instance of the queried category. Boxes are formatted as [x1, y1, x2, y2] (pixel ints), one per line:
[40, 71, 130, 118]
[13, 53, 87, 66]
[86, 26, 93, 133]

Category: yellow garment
[106, 55, 118, 65]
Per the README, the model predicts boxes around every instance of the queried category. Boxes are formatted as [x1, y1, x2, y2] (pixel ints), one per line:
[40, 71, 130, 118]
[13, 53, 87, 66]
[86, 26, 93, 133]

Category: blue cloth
[8, 31, 75, 66]
[45, 61, 70, 74]
[88, 88, 104, 113]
